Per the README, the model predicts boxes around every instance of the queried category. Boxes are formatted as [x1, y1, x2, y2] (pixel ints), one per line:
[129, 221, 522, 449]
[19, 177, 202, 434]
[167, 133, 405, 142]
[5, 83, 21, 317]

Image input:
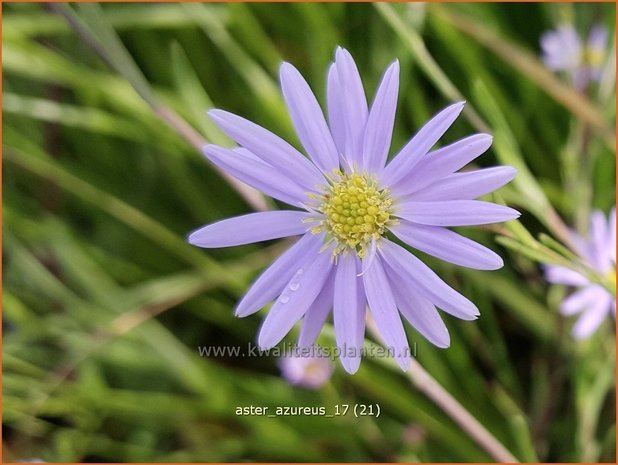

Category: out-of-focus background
[2, 2, 616, 462]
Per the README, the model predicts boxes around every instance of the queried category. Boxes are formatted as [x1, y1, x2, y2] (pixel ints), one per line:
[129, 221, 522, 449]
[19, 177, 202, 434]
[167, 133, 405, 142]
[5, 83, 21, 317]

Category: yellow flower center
[603, 269, 617, 297]
[583, 47, 605, 67]
[608, 270, 616, 287]
[310, 171, 395, 258]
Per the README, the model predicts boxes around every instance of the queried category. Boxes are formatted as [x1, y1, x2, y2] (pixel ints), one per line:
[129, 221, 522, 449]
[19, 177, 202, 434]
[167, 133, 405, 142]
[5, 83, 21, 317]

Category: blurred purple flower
[540, 24, 608, 89]
[402, 424, 426, 446]
[545, 207, 616, 339]
[189, 47, 519, 373]
[279, 353, 333, 389]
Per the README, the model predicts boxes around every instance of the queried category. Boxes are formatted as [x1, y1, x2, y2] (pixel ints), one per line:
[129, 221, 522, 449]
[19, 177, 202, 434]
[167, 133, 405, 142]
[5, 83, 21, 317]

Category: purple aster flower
[279, 352, 333, 389]
[545, 207, 616, 340]
[188, 47, 519, 373]
[540, 24, 608, 89]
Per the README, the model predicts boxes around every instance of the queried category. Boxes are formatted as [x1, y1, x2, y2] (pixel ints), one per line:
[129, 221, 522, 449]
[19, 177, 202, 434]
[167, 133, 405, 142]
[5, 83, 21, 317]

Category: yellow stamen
[583, 47, 605, 67]
[311, 171, 396, 258]
[608, 270, 616, 288]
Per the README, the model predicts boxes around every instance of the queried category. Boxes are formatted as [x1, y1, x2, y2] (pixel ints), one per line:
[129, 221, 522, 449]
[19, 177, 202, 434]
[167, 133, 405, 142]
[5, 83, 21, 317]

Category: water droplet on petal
[280, 295, 290, 304]
[290, 282, 301, 291]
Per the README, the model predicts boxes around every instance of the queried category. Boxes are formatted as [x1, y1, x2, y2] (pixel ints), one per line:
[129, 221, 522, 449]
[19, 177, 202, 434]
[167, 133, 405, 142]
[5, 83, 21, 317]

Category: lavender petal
[363, 255, 411, 371]
[354, 259, 368, 358]
[334, 253, 366, 374]
[258, 250, 334, 349]
[560, 285, 604, 316]
[389, 277, 450, 348]
[334, 47, 368, 167]
[406, 166, 517, 201]
[380, 239, 479, 320]
[280, 62, 339, 172]
[587, 25, 608, 55]
[391, 221, 504, 270]
[362, 60, 399, 173]
[298, 268, 335, 347]
[544, 265, 588, 287]
[589, 209, 612, 271]
[391, 134, 493, 197]
[208, 109, 324, 191]
[381, 102, 465, 187]
[188, 211, 310, 248]
[203, 145, 307, 206]
[396, 200, 520, 226]
[540, 26, 581, 71]
[235, 233, 323, 317]
[327, 64, 346, 159]
[572, 291, 612, 339]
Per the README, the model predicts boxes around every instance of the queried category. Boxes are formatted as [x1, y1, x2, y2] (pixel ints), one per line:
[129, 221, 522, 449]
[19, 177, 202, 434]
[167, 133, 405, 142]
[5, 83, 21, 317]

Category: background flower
[541, 23, 609, 89]
[545, 207, 616, 339]
[278, 352, 334, 389]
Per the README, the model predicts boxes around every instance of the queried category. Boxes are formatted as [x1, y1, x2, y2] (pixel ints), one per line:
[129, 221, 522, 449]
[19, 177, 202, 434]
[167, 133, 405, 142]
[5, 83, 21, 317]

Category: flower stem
[367, 322, 518, 462]
[406, 357, 518, 462]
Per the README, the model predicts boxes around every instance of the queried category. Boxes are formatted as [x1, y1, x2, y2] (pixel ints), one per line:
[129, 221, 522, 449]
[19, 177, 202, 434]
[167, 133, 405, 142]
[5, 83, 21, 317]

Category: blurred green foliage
[2, 2, 616, 462]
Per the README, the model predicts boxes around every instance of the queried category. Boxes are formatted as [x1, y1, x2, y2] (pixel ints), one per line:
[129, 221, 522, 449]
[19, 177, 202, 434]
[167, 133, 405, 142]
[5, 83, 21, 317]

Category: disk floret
[313, 171, 395, 258]
[583, 46, 605, 67]
[608, 269, 616, 288]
